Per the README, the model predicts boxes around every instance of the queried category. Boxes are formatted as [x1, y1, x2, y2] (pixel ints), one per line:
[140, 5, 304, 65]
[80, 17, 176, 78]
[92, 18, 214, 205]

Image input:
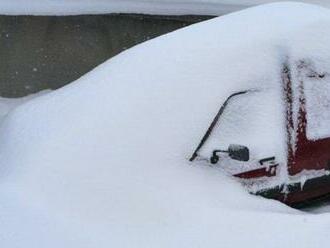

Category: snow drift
[1, 2, 330, 248]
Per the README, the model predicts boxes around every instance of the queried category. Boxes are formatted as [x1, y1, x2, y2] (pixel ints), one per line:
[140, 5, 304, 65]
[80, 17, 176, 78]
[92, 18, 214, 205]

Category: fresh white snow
[0, 0, 329, 16]
[287, 22, 330, 141]
[1, 2, 330, 248]
[0, 90, 50, 122]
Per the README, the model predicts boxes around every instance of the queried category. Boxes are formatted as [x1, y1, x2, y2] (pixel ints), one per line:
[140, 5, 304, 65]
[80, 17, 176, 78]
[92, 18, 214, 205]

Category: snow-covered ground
[2, 2, 330, 248]
[0, 91, 50, 122]
[0, 0, 329, 16]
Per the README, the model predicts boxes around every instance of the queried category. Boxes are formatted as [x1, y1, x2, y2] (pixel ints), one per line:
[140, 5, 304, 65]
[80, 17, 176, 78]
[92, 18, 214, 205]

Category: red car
[190, 58, 330, 207]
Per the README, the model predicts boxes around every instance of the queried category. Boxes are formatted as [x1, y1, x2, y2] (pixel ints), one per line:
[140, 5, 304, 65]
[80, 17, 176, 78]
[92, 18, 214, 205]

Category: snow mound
[1, 2, 330, 248]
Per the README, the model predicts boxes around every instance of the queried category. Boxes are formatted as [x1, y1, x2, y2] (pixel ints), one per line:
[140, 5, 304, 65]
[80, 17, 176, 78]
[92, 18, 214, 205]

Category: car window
[304, 69, 330, 140]
[198, 89, 286, 174]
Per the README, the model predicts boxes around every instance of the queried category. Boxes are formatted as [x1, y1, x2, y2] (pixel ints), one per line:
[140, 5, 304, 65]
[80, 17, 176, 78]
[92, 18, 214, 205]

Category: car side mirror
[210, 144, 250, 164]
[228, 144, 250, 161]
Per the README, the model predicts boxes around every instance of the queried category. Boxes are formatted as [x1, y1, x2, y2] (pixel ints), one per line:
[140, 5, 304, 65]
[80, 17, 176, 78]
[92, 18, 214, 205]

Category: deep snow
[0, 0, 329, 16]
[1, 2, 330, 248]
[0, 91, 50, 122]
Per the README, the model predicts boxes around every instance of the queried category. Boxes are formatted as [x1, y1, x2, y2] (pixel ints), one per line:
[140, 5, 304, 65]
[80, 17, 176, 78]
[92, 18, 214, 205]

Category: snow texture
[288, 22, 330, 141]
[1, 2, 330, 248]
[0, 0, 328, 16]
[198, 89, 286, 175]
[0, 90, 50, 122]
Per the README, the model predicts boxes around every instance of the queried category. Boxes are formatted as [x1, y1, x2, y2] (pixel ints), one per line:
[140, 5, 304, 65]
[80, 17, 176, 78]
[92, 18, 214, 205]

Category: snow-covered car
[190, 57, 330, 206]
[3, 2, 330, 247]
[174, 3, 330, 207]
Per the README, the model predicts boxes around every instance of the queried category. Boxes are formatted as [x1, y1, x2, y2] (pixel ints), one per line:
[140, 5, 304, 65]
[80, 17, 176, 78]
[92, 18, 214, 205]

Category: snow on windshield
[198, 88, 286, 175]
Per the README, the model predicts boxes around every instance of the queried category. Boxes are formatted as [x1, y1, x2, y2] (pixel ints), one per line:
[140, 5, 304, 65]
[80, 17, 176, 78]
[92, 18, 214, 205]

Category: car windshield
[196, 89, 286, 175]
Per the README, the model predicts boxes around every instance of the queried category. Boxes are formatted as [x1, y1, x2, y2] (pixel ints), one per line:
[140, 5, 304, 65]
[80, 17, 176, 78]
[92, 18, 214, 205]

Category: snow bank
[1, 2, 330, 248]
[0, 0, 329, 16]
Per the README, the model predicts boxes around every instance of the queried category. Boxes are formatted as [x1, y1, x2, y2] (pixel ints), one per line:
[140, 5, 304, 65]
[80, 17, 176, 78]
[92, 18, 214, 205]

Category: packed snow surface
[0, 0, 329, 15]
[2, 2, 330, 248]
